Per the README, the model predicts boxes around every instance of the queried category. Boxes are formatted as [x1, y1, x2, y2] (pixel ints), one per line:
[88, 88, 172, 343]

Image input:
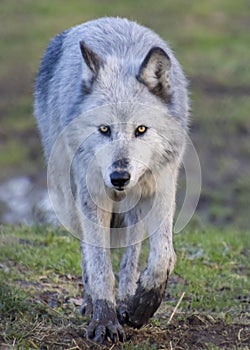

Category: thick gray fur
[34, 17, 189, 343]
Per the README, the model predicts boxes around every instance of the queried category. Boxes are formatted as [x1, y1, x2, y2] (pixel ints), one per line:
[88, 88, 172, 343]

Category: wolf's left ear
[80, 41, 103, 77]
[137, 47, 172, 103]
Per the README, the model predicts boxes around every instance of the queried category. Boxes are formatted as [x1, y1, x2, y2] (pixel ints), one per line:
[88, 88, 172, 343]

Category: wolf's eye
[99, 125, 111, 136]
[135, 125, 147, 137]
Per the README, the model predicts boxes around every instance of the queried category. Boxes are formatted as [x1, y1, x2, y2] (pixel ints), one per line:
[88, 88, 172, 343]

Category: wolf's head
[71, 43, 186, 197]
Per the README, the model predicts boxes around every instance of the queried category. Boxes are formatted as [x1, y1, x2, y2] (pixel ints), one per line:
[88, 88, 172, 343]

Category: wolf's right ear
[137, 47, 172, 103]
[80, 41, 103, 76]
[79, 41, 103, 85]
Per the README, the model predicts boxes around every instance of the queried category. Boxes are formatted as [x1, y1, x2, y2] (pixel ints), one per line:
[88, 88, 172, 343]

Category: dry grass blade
[167, 292, 185, 325]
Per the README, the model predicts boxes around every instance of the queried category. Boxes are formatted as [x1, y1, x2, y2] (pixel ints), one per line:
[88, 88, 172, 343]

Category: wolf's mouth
[115, 186, 125, 192]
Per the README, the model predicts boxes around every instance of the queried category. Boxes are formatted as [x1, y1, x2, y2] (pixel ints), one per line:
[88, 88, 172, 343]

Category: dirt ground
[41, 292, 250, 350]
[85, 321, 249, 350]
[18, 313, 249, 350]
[0, 231, 249, 350]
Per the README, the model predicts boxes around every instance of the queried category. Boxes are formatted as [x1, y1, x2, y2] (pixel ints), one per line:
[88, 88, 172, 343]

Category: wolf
[34, 17, 189, 343]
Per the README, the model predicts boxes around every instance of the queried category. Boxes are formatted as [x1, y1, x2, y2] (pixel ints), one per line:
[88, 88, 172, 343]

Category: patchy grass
[0, 0, 250, 230]
[0, 225, 249, 349]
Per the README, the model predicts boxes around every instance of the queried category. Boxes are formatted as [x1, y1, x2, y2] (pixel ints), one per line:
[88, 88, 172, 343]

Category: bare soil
[14, 314, 248, 350]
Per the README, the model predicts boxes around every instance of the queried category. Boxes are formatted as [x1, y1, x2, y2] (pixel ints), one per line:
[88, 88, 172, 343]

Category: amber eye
[135, 125, 147, 137]
[99, 125, 111, 135]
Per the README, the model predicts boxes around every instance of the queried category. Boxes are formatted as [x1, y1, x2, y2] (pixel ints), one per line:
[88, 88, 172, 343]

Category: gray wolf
[34, 17, 189, 343]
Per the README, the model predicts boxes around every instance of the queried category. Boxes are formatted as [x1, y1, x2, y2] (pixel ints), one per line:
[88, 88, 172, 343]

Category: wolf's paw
[81, 294, 93, 317]
[118, 282, 167, 328]
[117, 300, 129, 325]
[86, 300, 125, 344]
[87, 318, 124, 343]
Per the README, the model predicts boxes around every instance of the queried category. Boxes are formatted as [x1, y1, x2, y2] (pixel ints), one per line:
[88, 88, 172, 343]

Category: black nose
[110, 171, 131, 189]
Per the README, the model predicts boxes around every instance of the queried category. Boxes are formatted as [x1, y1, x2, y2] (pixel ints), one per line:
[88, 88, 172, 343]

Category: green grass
[0, 226, 81, 278]
[172, 228, 249, 313]
[0, 0, 249, 230]
[0, 225, 249, 349]
[0, 0, 250, 230]
[2, 226, 248, 315]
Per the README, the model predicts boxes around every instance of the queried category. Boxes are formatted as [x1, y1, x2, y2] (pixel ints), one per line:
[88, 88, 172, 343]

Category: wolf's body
[34, 17, 189, 343]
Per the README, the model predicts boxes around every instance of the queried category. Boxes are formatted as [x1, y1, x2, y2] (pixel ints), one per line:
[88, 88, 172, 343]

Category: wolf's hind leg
[117, 242, 141, 323]
[117, 216, 144, 324]
[80, 246, 93, 317]
[118, 242, 141, 299]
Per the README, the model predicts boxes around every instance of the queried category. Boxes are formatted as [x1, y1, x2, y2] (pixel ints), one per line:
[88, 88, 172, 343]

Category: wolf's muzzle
[110, 171, 131, 190]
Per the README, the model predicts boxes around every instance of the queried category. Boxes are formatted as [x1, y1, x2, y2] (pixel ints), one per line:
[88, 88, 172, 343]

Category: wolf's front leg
[124, 222, 176, 327]
[122, 186, 177, 328]
[80, 206, 124, 343]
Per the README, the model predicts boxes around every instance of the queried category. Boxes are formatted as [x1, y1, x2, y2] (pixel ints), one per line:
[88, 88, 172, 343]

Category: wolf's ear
[80, 41, 103, 77]
[137, 47, 172, 103]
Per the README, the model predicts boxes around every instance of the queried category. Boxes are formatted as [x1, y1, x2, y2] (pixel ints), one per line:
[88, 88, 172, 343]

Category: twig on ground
[167, 292, 185, 325]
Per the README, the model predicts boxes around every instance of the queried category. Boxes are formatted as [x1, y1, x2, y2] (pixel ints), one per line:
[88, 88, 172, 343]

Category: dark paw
[81, 294, 93, 317]
[86, 300, 125, 344]
[117, 300, 129, 325]
[118, 282, 167, 328]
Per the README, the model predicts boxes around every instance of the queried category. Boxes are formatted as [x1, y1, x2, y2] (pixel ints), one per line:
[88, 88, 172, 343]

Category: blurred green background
[0, 0, 249, 229]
